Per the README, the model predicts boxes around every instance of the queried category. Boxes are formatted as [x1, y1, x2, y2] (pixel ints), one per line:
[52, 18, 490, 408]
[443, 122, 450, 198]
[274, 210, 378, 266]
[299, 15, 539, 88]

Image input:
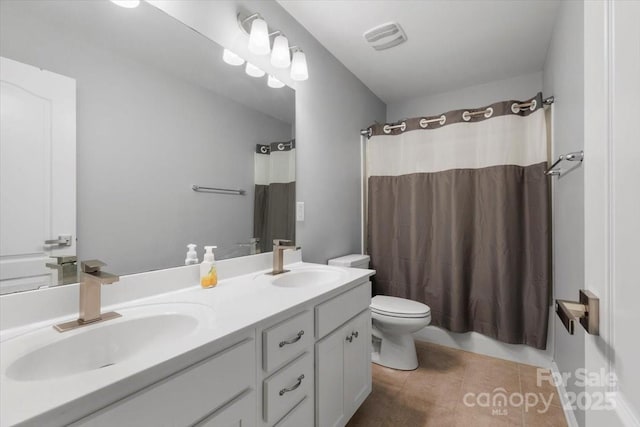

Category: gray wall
[149, 0, 387, 264]
[387, 72, 543, 122]
[0, 8, 291, 275]
[543, 1, 585, 425]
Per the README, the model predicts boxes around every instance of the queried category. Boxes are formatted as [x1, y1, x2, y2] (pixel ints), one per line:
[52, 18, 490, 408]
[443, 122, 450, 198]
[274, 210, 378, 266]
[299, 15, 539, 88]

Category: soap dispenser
[185, 244, 198, 266]
[200, 246, 218, 289]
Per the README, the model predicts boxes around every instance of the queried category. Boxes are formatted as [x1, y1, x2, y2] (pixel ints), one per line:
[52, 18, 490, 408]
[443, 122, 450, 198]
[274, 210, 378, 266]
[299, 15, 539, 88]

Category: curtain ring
[462, 111, 471, 121]
[439, 115, 446, 125]
[260, 145, 269, 154]
[484, 107, 494, 118]
[529, 99, 537, 111]
[277, 143, 285, 150]
[399, 122, 406, 131]
[419, 118, 429, 128]
[383, 124, 391, 134]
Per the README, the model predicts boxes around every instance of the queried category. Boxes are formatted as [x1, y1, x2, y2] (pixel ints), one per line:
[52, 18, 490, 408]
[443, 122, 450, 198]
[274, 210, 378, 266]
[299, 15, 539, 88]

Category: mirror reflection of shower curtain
[366, 93, 551, 350]
[254, 141, 296, 253]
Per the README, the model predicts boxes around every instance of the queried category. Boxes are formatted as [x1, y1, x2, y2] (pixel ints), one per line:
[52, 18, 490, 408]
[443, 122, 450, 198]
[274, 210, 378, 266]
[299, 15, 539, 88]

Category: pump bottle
[200, 246, 218, 288]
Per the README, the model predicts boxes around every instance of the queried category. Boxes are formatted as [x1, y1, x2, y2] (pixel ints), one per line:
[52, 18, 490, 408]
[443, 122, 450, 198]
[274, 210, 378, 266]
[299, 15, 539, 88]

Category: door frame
[584, 1, 639, 425]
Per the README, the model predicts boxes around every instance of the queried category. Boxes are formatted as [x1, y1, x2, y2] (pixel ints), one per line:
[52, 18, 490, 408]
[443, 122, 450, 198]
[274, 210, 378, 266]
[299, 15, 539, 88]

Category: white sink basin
[270, 268, 344, 288]
[2, 303, 214, 382]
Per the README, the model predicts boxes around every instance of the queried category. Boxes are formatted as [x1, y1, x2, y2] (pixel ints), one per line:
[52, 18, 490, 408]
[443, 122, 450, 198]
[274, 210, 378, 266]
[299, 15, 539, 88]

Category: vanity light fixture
[290, 48, 309, 81]
[271, 33, 291, 68]
[223, 49, 245, 66]
[267, 75, 285, 89]
[245, 62, 265, 78]
[238, 11, 309, 82]
[110, 0, 140, 8]
[247, 16, 270, 55]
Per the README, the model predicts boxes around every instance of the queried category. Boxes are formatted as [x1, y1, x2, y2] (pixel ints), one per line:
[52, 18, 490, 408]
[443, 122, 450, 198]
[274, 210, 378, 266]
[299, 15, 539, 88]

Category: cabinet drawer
[74, 338, 255, 427]
[263, 352, 313, 425]
[315, 281, 371, 339]
[263, 310, 313, 373]
[274, 395, 313, 427]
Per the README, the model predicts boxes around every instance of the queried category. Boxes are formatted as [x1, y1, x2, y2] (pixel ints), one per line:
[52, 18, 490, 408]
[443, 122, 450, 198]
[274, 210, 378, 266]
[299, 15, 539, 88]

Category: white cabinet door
[0, 56, 76, 294]
[195, 389, 256, 427]
[343, 310, 371, 420]
[316, 309, 372, 427]
[315, 323, 346, 427]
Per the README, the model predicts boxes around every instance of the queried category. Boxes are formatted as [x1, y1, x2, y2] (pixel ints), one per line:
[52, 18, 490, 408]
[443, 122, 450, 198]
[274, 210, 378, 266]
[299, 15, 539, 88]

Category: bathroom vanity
[0, 252, 374, 427]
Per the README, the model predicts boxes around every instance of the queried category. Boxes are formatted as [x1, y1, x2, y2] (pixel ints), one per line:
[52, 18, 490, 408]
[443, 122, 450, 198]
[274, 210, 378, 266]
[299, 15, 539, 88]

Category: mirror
[0, 0, 295, 294]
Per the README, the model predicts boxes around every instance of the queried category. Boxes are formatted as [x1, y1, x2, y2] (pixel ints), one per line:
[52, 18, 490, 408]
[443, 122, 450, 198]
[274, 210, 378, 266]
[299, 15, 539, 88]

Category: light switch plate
[296, 202, 304, 221]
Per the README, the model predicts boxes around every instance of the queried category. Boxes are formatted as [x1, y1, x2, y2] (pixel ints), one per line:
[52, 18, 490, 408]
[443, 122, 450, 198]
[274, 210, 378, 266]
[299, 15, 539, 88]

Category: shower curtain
[254, 140, 296, 253]
[367, 93, 550, 349]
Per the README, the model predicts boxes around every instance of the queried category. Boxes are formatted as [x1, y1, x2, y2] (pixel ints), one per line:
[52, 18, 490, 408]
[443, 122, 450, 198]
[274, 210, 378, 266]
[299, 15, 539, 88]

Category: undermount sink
[270, 268, 344, 288]
[2, 303, 214, 382]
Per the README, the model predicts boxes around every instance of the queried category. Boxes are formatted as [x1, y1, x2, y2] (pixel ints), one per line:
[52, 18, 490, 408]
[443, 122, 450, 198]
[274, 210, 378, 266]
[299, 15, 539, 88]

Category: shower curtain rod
[360, 95, 555, 137]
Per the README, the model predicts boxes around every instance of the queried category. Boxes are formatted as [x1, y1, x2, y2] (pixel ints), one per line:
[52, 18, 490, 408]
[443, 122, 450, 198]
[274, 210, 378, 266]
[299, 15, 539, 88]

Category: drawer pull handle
[279, 374, 305, 396]
[351, 331, 359, 338]
[346, 335, 353, 342]
[279, 330, 304, 348]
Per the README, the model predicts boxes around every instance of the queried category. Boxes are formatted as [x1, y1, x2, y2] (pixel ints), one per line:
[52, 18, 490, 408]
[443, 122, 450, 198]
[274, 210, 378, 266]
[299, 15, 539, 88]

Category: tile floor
[347, 340, 568, 427]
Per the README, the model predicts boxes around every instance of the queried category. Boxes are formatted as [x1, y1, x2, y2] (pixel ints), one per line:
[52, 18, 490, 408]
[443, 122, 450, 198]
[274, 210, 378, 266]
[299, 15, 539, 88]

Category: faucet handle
[81, 259, 106, 273]
[273, 239, 293, 247]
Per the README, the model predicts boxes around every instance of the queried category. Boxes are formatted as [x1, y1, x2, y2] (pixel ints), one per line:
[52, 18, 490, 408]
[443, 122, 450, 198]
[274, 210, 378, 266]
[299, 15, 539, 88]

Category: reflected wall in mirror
[0, 0, 295, 294]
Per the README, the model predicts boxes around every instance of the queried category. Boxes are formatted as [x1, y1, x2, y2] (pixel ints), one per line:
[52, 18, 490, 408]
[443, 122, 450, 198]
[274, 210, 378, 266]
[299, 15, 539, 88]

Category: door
[343, 310, 372, 420]
[316, 323, 346, 427]
[584, 1, 640, 426]
[0, 56, 76, 293]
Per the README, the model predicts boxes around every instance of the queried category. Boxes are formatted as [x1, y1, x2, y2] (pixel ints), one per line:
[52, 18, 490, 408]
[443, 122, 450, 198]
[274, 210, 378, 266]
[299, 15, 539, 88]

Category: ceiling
[278, 0, 559, 104]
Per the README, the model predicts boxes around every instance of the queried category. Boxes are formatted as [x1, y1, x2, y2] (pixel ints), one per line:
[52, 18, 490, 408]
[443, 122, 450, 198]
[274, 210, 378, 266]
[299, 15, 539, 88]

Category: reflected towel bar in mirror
[192, 185, 246, 196]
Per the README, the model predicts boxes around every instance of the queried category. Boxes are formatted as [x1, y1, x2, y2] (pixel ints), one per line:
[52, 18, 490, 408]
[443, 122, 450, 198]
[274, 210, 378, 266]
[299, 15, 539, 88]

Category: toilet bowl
[370, 295, 431, 371]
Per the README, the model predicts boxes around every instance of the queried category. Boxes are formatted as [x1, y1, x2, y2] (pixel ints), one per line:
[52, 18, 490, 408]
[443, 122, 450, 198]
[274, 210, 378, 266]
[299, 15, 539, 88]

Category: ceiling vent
[363, 22, 407, 51]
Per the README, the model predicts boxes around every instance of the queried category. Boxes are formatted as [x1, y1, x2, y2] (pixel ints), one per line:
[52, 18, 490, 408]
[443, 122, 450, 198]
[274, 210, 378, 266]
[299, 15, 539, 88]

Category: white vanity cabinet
[38, 273, 373, 427]
[259, 310, 314, 426]
[71, 335, 256, 427]
[315, 282, 372, 427]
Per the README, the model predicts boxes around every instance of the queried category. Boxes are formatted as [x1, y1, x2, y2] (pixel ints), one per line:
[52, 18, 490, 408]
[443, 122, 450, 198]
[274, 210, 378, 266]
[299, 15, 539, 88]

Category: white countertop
[0, 260, 374, 427]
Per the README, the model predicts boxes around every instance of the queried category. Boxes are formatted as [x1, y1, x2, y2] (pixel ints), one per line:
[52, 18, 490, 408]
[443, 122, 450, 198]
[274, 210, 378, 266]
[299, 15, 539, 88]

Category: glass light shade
[270, 35, 291, 68]
[222, 49, 245, 66]
[245, 62, 265, 78]
[248, 18, 270, 55]
[267, 75, 285, 89]
[290, 50, 309, 81]
[110, 0, 140, 8]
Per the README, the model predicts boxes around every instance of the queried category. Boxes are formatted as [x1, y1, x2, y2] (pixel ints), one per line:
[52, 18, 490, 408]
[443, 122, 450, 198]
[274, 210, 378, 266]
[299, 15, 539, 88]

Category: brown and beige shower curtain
[367, 93, 550, 349]
[254, 140, 296, 253]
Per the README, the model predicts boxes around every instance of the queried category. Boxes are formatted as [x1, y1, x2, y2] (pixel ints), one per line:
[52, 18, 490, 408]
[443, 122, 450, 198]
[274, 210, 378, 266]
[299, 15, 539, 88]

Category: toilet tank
[328, 254, 370, 269]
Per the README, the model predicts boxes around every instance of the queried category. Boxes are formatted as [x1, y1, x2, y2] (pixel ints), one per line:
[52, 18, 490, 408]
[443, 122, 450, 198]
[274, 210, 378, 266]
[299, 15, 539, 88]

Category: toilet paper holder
[556, 290, 599, 335]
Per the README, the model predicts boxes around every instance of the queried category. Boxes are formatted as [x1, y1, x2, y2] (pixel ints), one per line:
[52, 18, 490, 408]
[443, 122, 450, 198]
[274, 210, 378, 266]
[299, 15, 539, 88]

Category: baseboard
[551, 361, 579, 427]
[616, 390, 640, 427]
[413, 325, 553, 368]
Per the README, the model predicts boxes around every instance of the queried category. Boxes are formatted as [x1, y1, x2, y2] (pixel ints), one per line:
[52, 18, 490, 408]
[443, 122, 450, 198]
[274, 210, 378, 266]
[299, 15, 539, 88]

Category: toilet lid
[370, 295, 431, 318]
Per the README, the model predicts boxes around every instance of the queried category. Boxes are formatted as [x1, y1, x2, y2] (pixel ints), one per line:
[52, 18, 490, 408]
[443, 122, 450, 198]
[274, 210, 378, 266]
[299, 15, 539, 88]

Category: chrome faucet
[268, 239, 300, 275]
[54, 260, 121, 332]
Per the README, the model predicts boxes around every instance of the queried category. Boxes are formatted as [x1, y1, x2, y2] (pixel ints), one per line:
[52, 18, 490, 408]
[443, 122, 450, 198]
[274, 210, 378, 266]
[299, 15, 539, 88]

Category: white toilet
[370, 295, 431, 370]
[328, 254, 431, 371]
